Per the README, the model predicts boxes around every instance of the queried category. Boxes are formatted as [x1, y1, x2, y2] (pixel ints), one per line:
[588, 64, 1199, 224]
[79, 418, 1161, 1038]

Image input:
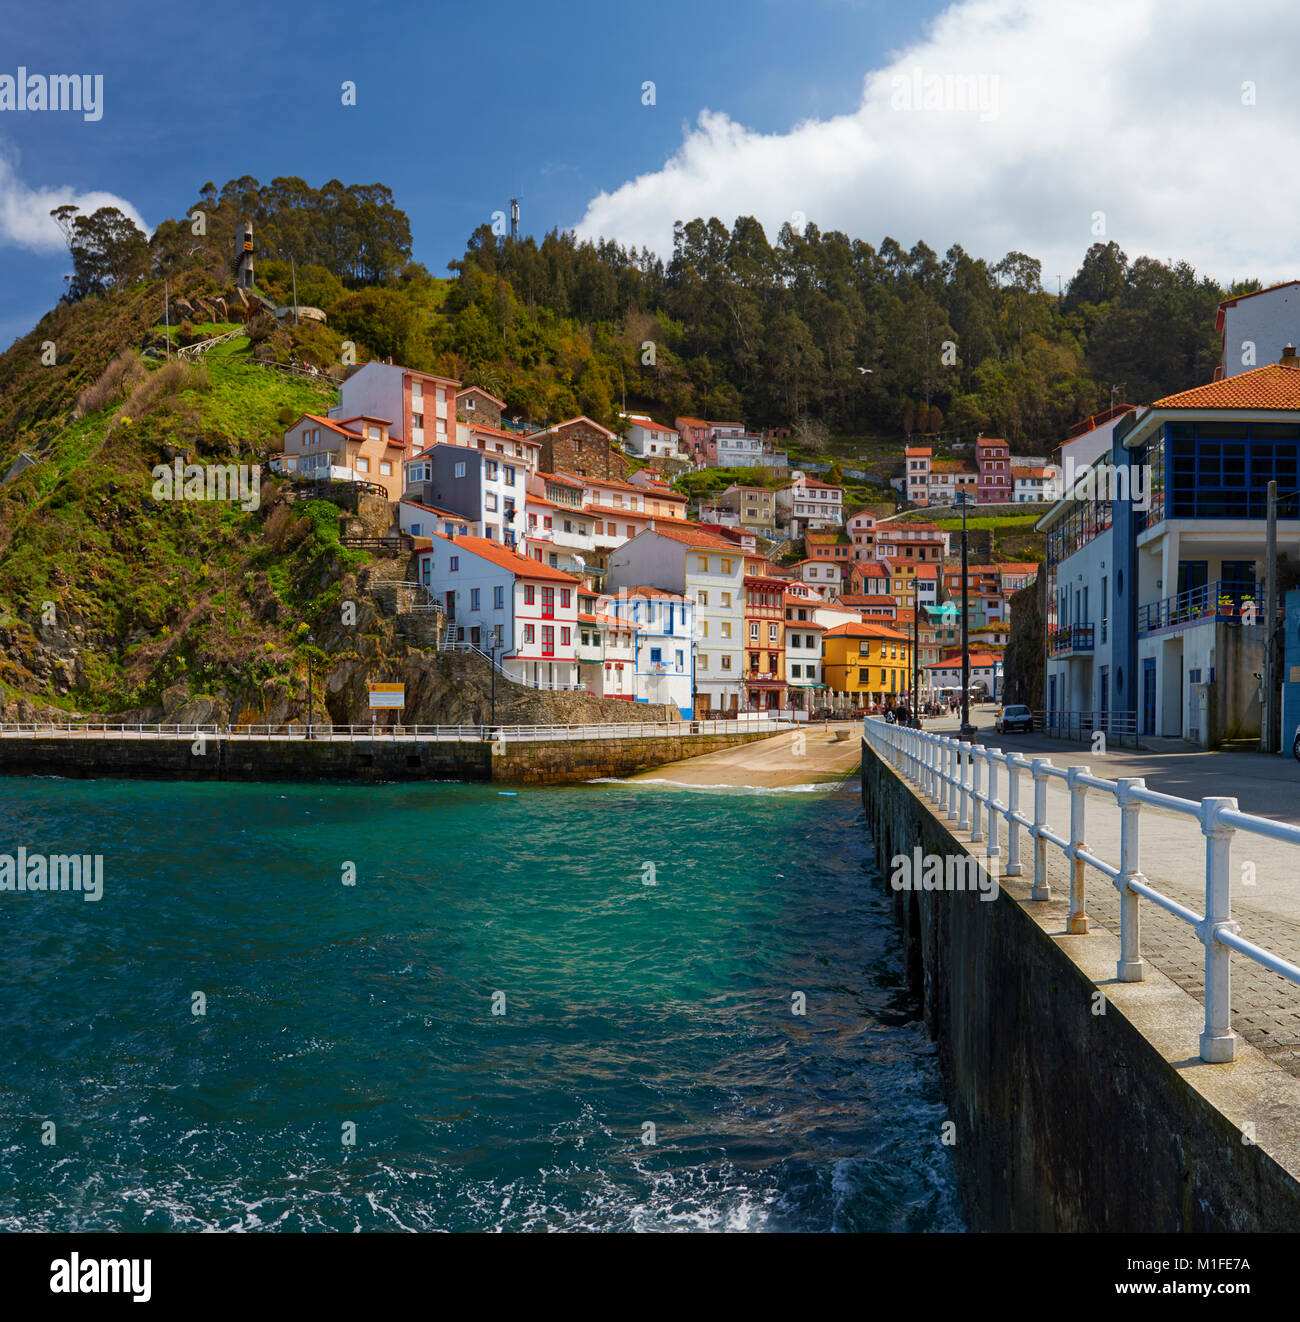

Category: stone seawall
[861, 735, 1300, 1232]
[0, 729, 774, 786]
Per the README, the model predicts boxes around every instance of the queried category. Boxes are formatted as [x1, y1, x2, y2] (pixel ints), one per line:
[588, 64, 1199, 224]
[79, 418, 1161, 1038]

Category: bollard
[1065, 766, 1089, 934]
[1115, 778, 1147, 982]
[1005, 755, 1023, 877]
[1199, 797, 1240, 1063]
[1030, 758, 1052, 902]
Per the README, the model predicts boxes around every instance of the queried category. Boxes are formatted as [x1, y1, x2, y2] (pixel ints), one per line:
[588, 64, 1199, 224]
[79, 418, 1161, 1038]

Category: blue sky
[0, 0, 943, 348]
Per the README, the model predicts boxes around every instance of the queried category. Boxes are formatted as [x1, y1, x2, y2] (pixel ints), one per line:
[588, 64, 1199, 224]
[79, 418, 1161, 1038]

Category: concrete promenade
[935, 706, 1300, 1077]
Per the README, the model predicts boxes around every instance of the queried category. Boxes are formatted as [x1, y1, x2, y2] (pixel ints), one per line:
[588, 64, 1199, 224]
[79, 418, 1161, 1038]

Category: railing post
[939, 739, 951, 815]
[1115, 777, 1147, 982]
[957, 742, 971, 830]
[969, 748, 984, 843]
[985, 748, 1002, 862]
[1029, 758, 1052, 901]
[1199, 797, 1240, 1063]
[1065, 765, 1089, 934]
[1004, 754, 1023, 876]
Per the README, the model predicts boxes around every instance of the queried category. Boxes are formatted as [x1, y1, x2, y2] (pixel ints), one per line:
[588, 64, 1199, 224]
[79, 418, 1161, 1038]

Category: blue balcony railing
[1137, 580, 1259, 637]
[1047, 623, 1094, 657]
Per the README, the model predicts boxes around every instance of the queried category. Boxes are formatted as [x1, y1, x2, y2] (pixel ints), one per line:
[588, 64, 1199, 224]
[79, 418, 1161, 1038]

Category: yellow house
[822, 621, 914, 710]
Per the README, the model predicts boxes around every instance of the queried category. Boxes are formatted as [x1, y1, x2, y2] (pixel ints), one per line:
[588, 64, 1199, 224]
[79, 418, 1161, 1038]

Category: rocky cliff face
[0, 549, 679, 729]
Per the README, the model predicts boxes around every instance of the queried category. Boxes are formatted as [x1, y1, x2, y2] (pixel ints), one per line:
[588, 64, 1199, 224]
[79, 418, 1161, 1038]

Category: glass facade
[1139, 421, 1300, 528]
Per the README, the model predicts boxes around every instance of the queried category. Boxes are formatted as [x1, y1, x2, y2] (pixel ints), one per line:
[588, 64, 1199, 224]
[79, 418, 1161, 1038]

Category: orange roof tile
[1154, 360, 1300, 409]
[824, 621, 911, 641]
[426, 535, 578, 583]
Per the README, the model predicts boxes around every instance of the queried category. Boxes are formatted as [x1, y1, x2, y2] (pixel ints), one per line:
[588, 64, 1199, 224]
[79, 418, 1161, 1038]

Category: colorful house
[822, 622, 914, 710]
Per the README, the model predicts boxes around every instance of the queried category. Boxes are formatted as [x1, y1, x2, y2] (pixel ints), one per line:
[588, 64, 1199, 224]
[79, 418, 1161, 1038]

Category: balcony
[1047, 623, 1095, 657]
[1137, 580, 1261, 638]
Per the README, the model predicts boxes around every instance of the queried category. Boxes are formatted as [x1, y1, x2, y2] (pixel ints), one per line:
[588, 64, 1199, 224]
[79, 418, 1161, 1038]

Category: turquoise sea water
[0, 775, 964, 1232]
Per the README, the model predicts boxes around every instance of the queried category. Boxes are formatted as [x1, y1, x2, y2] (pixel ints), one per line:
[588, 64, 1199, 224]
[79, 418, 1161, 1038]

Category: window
[524, 624, 535, 644]
[700, 621, 709, 636]
[722, 559, 733, 574]
[676, 650, 683, 669]
[485, 493, 498, 511]
[503, 465, 516, 486]
[494, 586, 504, 609]
[541, 626, 555, 656]
[650, 647, 662, 663]
[449, 556, 459, 572]
[486, 461, 498, 479]
[721, 655, 731, 670]
[699, 653, 709, 670]
[561, 627, 571, 646]
[454, 462, 466, 478]
[524, 584, 535, 604]
[721, 592, 731, 608]
[356, 457, 370, 472]
[721, 623, 731, 638]
[697, 556, 709, 572]
[750, 622, 760, 641]
[697, 590, 708, 607]
[768, 624, 778, 643]
[560, 588, 571, 608]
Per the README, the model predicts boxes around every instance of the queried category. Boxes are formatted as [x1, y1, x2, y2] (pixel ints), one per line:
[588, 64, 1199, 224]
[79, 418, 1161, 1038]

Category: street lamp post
[306, 632, 315, 735]
[957, 493, 975, 740]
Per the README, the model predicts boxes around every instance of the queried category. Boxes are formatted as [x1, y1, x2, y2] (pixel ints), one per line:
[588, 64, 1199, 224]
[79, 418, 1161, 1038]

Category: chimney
[1283, 345, 1298, 365]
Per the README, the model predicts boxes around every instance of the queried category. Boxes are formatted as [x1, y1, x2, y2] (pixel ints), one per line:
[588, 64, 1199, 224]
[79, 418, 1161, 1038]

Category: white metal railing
[0, 718, 792, 743]
[864, 716, 1300, 1064]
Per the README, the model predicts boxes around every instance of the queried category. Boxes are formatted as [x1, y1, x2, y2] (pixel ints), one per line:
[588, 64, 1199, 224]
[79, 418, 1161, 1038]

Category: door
[1099, 665, 1109, 729]
[445, 591, 456, 621]
[541, 587, 555, 619]
[1142, 658, 1157, 735]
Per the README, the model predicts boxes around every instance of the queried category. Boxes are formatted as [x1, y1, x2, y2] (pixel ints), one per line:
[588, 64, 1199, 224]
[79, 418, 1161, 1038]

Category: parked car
[1293, 723, 1300, 761]
[995, 704, 1034, 734]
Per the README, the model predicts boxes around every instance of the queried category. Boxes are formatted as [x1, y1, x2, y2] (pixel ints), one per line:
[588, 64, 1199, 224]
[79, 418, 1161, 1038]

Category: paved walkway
[917, 709, 1300, 1076]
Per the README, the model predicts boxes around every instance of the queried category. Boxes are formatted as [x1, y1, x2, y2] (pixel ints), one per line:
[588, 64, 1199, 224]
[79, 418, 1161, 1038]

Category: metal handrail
[864, 716, 1300, 1064]
[0, 717, 793, 742]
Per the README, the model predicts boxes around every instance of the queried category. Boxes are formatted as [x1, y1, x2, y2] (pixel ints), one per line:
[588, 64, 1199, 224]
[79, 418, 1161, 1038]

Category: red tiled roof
[649, 526, 739, 551]
[1153, 360, 1300, 409]
[824, 621, 911, 641]
[425, 535, 578, 583]
[926, 652, 1002, 668]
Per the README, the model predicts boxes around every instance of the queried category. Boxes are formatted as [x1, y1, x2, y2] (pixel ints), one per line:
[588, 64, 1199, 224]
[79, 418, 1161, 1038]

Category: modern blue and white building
[1039, 353, 1300, 745]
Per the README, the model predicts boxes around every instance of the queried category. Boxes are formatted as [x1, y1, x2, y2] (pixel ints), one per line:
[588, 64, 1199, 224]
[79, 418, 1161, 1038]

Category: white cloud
[0, 149, 149, 252]
[574, 0, 1298, 284]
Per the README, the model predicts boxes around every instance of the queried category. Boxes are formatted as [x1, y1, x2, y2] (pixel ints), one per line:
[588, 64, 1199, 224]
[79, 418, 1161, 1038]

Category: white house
[576, 589, 636, 701]
[607, 526, 746, 714]
[1217, 281, 1300, 378]
[417, 535, 582, 690]
[603, 587, 695, 716]
[621, 414, 683, 461]
[784, 594, 824, 712]
[777, 475, 845, 534]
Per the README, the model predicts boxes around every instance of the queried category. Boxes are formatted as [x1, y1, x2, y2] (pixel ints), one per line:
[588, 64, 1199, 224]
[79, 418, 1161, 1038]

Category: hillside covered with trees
[30, 175, 1255, 449]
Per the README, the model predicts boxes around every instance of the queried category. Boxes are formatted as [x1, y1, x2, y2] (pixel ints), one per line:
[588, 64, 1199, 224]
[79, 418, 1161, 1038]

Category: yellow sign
[368, 683, 405, 709]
